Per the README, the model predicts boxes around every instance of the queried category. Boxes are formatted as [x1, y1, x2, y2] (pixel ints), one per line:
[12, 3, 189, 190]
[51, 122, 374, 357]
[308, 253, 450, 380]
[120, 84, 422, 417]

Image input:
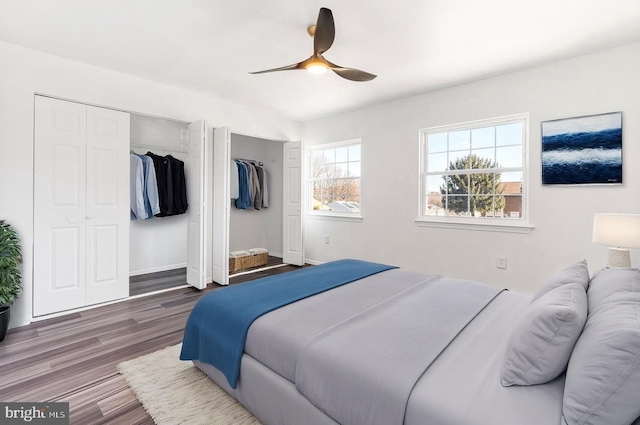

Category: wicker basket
[229, 251, 269, 273]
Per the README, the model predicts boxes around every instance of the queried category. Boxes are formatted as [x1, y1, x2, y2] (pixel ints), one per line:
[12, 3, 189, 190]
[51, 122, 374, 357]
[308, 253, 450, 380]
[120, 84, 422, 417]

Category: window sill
[305, 213, 363, 223]
[415, 217, 534, 234]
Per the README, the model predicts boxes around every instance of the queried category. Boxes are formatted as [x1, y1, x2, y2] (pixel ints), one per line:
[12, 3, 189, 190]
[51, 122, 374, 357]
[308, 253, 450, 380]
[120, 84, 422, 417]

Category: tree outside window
[421, 114, 527, 222]
[440, 154, 506, 216]
[309, 141, 361, 214]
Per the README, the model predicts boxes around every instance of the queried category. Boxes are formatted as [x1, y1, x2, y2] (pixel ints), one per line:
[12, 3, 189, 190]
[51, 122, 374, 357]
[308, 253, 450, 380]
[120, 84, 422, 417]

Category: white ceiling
[1, 0, 640, 122]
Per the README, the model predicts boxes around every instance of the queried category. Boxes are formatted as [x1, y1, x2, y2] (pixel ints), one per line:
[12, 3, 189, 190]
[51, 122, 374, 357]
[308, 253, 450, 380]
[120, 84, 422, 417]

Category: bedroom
[0, 0, 640, 424]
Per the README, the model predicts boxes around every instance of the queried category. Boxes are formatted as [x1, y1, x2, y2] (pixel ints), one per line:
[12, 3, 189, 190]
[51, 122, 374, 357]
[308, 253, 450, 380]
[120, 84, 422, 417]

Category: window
[307, 139, 361, 217]
[419, 114, 529, 229]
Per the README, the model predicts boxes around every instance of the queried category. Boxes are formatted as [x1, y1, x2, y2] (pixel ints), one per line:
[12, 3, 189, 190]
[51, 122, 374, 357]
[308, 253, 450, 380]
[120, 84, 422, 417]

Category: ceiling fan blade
[314, 8, 335, 54]
[249, 61, 305, 74]
[331, 67, 376, 81]
[325, 59, 376, 81]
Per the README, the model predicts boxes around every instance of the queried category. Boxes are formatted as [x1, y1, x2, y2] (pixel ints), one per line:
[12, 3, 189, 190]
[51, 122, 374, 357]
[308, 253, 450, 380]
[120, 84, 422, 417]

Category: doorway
[211, 128, 304, 286]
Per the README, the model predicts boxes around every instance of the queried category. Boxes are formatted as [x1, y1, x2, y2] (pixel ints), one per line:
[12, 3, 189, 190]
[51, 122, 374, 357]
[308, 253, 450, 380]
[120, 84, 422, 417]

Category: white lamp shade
[593, 213, 640, 249]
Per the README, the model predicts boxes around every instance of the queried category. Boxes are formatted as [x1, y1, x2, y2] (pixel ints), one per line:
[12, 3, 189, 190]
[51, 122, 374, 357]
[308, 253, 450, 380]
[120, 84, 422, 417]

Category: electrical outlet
[324, 235, 330, 244]
[497, 256, 507, 269]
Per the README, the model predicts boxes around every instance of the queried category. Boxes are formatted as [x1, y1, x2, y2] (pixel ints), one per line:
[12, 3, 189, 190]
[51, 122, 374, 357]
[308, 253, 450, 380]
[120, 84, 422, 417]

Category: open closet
[211, 128, 303, 286]
[33, 95, 209, 317]
[129, 114, 192, 296]
[228, 133, 284, 272]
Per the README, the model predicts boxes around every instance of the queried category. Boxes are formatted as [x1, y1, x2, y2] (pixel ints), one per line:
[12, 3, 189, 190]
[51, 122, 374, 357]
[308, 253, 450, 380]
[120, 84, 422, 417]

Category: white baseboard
[269, 252, 283, 258]
[304, 258, 324, 265]
[129, 263, 187, 277]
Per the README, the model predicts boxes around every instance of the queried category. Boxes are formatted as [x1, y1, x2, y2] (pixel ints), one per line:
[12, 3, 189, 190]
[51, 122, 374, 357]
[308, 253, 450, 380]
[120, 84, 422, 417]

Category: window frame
[416, 113, 532, 233]
[305, 138, 363, 221]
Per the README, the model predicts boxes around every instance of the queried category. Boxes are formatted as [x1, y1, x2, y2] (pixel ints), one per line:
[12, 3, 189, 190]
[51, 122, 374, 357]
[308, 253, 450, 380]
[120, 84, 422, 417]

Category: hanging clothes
[261, 167, 269, 208]
[167, 155, 188, 214]
[146, 152, 174, 216]
[131, 150, 189, 218]
[251, 163, 263, 210]
[253, 164, 269, 210]
[130, 154, 147, 220]
[137, 154, 161, 218]
[234, 160, 252, 209]
[230, 159, 239, 200]
[231, 159, 269, 210]
[244, 161, 256, 203]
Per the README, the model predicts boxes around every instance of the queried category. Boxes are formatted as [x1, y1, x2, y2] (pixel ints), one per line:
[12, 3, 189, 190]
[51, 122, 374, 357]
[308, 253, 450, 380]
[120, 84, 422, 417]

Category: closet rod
[233, 157, 264, 166]
[131, 143, 188, 154]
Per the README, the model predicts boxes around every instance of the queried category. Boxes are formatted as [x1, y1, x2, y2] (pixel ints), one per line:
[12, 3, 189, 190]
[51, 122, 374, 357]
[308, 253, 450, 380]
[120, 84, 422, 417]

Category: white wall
[301, 42, 640, 293]
[229, 134, 284, 256]
[0, 41, 301, 327]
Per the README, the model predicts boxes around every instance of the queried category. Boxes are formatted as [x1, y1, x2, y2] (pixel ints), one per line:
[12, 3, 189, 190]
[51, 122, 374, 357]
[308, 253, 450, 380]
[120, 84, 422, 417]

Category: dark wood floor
[129, 256, 285, 296]
[0, 263, 308, 425]
[129, 267, 188, 297]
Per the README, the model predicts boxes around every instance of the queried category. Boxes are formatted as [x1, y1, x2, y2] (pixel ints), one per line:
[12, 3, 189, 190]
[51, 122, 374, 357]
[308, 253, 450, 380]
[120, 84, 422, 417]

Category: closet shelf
[131, 143, 187, 154]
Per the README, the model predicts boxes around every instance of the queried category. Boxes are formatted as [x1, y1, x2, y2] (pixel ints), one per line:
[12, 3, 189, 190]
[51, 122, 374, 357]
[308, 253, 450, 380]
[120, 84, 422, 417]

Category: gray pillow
[562, 292, 640, 425]
[531, 260, 589, 303]
[501, 282, 587, 387]
[588, 268, 640, 314]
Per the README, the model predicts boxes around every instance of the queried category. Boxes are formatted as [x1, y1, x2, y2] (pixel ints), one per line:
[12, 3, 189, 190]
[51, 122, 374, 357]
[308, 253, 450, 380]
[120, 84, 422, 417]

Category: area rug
[117, 344, 262, 425]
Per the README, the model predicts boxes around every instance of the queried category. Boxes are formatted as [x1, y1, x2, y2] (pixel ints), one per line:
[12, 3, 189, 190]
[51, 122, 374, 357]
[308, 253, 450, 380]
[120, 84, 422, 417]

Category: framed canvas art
[541, 112, 622, 185]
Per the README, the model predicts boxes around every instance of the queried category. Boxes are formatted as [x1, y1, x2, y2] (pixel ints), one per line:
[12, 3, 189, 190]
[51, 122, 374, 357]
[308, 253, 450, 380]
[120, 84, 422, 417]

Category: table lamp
[592, 213, 640, 268]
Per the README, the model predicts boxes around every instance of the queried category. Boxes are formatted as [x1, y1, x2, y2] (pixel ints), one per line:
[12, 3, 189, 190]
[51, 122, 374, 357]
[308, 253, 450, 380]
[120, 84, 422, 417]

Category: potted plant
[0, 220, 22, 342]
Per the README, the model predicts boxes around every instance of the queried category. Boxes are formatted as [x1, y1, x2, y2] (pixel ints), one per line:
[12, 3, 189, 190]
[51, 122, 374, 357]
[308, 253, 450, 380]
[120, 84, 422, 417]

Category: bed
[180, 259, 640, 425]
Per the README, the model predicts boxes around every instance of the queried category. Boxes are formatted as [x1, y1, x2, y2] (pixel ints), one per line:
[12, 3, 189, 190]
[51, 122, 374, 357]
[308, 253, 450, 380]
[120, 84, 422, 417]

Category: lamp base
[607, 248, 631, 268]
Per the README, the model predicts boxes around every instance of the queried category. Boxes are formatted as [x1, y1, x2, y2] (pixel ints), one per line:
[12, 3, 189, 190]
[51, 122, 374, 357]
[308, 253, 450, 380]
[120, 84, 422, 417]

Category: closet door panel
[85, 106, 130, 305]
[50, 227, 82, 289]
[186, 120, 208, 290]
[34, 96, 87, 316]
[212, 127, 230, 286]
[283, 141, 304, 266]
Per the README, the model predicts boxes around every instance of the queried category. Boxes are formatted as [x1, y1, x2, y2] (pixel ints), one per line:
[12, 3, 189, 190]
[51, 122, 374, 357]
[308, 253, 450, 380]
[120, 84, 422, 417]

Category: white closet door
[283, 141, 304, 266]
[34, 96, 88, 316]
[206, 127, 214, 285]
[85, 106, 130, 306]
[186, 120, 208, 290]
[211, 127, 230, 285]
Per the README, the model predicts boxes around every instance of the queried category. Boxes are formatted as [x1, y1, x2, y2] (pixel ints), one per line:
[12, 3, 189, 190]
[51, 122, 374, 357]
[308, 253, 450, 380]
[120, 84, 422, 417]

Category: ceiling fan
[250, 7, 376, 82]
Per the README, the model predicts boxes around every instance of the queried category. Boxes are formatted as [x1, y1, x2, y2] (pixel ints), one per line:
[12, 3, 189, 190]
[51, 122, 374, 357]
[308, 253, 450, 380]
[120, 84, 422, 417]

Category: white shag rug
[117, 344, 262, 425]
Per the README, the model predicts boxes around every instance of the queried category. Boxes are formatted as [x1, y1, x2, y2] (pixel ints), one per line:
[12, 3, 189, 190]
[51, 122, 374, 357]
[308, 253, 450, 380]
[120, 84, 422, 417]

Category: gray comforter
[295, 275, 503, 425]
[197, 268, 567, 425]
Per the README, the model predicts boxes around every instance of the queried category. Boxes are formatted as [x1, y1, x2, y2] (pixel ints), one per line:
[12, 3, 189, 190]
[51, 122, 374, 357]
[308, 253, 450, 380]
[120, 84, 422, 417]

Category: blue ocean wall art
[541, 112, 622, 185]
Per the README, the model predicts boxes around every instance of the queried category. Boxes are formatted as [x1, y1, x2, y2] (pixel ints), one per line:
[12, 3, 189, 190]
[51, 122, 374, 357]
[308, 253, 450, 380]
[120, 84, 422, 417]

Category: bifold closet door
[211, 126, 230, 286]
[34, 97, 88, 316]
[283, 140, 304, 266]
[84, 105, 130, 306]
[34, 97, 129, 316]
[186, 120, 209, 290]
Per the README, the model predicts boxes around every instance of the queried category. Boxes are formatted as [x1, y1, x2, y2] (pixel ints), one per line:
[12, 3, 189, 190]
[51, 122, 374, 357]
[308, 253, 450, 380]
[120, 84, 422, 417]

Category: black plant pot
[0, 306, 9, 342]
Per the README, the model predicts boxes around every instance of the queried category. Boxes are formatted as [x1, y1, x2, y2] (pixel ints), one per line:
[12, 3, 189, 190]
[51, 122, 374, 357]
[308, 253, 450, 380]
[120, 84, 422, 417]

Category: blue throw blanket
[180, 259, 397, 388]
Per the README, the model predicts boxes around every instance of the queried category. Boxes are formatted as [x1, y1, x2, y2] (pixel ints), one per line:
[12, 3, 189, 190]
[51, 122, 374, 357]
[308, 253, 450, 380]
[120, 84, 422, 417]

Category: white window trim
[414, 216, 533, 233]
[305, 138, 363, 221]
[306, 213, 363, 222]
[417, 113, 532, 233]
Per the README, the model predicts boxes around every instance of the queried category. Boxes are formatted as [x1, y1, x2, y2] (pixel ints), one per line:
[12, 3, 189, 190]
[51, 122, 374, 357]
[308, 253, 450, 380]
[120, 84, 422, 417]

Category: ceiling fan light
[306, 62, 328, 74]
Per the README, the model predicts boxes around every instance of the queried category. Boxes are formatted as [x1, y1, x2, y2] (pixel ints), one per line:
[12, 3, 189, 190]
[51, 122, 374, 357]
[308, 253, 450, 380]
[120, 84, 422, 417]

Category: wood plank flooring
[0, 263, 307, 425]
[129, 268, 188, 297]
[129, 256, 285, 296]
